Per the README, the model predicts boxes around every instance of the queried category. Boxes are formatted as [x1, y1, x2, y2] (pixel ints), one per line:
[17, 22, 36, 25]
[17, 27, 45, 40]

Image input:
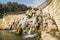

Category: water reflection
[0, 30, 40, 40]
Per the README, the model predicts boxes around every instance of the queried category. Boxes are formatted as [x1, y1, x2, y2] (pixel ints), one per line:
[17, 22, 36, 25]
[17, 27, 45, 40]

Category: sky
[0, 0, 45, 7]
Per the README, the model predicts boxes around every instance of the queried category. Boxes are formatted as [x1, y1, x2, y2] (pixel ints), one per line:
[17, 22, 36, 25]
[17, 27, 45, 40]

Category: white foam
[23, 33, 38, 38]
[10, 30, 16, 32]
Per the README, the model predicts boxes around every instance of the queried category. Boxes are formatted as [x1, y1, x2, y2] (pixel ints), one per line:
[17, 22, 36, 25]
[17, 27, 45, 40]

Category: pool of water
[0, 30, 40, 40]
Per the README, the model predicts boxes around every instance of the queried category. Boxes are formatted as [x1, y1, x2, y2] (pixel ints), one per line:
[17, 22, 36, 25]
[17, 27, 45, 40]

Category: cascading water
[28, 16, 37, 34]
[21, 16, 27, 29]
[23, 12, 38, 38]
[10, 18, 14, 28]
[2, 17, 6, 29]
[17, 18, 23, 28]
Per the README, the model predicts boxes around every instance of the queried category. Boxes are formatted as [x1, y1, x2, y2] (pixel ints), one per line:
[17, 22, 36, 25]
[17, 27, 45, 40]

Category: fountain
[21, 16, 28, 29]
[7, 2, 58, 39]
[24, 23, 38, 38]
[23, 10, 38, 38]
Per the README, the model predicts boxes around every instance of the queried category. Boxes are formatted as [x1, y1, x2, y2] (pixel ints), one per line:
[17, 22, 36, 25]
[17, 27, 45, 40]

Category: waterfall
[17, 19, 23, 28]
[28, 16, 37, 34]
[2, 17, 6, 29]
[9, 18, 15, 29]
[21, 16, 27, 29]
[28, 26, 32, 34]
[32, 16, 37, 26]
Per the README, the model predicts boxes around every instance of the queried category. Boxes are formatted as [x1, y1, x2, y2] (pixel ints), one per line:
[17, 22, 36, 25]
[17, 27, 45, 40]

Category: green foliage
[27, 6, 32, 10]
[0, 2, 32, 18]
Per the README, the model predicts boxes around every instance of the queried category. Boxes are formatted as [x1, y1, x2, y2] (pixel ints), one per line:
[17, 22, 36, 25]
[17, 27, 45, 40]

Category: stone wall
[2, 14, 25, 29]
[43, 0, 60, 30]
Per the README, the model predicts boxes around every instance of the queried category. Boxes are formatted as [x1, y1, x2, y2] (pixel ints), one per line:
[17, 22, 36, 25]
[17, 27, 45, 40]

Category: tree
[0, 2, 32, 18]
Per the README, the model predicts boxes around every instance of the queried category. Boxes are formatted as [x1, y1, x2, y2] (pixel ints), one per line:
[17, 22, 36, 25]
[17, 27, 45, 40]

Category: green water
[0, 30, 40, 40]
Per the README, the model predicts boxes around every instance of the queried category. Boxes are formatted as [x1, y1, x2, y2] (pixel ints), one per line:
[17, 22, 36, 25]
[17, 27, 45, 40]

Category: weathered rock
[41, 31, 58, 40]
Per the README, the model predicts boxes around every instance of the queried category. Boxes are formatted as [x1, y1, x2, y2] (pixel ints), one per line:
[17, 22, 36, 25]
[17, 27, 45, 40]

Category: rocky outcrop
[43, 0, 60, 30]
